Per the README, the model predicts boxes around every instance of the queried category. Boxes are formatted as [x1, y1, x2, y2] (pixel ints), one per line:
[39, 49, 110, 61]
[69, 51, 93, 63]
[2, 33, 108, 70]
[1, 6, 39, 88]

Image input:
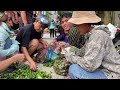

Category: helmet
[36, 14, 50, 29]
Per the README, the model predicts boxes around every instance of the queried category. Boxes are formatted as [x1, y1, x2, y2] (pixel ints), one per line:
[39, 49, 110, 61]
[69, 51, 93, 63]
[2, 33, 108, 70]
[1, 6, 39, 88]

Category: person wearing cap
[65, 11, 120, 79]
[16, 15, 50, 71]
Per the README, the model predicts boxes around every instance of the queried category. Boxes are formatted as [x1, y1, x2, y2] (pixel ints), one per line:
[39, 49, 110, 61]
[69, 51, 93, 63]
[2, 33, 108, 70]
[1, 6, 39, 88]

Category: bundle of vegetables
[43, 52, 65, 68]
[0, 64, 51, 79]
[53, 59, 71, 76]
[43, 61, 55, 67]
[69, 46, 77, 52]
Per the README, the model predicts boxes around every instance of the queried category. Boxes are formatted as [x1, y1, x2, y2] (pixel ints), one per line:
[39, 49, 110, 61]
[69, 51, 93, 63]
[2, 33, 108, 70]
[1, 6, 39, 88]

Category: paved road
[42, 32, 54, 44]
[42, 32, 59, 44]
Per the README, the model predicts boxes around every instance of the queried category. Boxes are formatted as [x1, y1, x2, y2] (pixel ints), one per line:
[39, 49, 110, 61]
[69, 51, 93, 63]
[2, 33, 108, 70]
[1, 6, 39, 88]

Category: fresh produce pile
[0, 63, 51, 79]
[69, 46, 77, 52]
[53, 59, 71, 76]
[43, 61, 55, 67]
[42, 53, 65, 68]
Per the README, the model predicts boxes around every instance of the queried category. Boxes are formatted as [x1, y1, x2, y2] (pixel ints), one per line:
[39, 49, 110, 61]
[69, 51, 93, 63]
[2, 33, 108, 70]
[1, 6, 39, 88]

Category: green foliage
[0, 64, 51, 79]
[43, 61, 55, 67]
[46, 11, 52, 19]
[57, 11, 73, 18]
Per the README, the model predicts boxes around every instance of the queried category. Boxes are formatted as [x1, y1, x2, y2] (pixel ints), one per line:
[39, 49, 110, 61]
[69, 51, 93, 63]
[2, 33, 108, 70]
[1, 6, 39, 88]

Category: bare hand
[54, 41, 60, 46]
[53, 40, 59, 45]
[14, 54, 26, 63]
[58, 42, 65, 48]
[42, 41, 48, 49]
[29, 60, 36, 71]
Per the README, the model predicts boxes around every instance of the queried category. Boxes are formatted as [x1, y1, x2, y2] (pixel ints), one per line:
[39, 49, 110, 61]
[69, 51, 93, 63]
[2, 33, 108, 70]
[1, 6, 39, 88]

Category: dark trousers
[50, 29, 55, 38]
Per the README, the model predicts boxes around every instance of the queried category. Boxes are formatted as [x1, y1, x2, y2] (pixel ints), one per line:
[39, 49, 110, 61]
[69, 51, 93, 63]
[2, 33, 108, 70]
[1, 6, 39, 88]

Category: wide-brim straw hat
[68, 11, 101, 25]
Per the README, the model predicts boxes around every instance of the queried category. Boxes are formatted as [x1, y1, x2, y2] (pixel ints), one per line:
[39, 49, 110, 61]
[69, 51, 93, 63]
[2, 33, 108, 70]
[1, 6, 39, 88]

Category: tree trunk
[103, 11, 110, 25]
[103, 11, 115, 25]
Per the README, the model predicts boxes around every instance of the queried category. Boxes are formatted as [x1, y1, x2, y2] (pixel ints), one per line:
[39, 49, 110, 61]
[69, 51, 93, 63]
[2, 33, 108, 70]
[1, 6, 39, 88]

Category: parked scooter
[113, 28, 120, 54]
[107, 23, 120, 54]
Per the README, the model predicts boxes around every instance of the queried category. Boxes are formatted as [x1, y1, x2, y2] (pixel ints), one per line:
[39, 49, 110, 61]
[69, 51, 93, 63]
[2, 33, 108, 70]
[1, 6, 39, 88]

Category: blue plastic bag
[47, 49, 60, 62]
[33, 49, 60, 63]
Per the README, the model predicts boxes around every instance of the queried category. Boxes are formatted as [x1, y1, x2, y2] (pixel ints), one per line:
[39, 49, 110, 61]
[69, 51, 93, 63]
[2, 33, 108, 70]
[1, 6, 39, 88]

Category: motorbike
[113, 28, 120, 54]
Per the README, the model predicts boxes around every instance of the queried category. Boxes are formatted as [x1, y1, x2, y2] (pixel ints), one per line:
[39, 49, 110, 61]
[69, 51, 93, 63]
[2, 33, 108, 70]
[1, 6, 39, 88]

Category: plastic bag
[47, 49, 60, 62]
[33, 49, 60, 63]
[107, 23, 117, 39]
[49, 41, 70, 54]
[33, 49, 48, 63]
[53, 59, 71, 76]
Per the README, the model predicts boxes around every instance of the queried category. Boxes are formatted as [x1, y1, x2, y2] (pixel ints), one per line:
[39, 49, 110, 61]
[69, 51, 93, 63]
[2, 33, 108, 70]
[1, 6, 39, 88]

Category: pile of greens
[53, 59, 70, 76]
[43, 61, 55, 67]
[0, 64, 51, 79]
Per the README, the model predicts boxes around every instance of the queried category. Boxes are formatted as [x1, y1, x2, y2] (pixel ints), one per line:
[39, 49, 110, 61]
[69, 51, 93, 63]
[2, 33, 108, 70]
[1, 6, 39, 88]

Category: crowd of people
[1, 11, 120, 79]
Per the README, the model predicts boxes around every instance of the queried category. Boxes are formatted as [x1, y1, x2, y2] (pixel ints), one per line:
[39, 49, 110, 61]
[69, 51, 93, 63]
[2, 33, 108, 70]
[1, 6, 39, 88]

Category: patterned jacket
[65, 29, 120, 79]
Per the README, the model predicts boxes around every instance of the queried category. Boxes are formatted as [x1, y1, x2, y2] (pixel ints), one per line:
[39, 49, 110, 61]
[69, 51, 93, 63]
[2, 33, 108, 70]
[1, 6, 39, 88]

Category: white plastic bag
[107, 23, 117, 39]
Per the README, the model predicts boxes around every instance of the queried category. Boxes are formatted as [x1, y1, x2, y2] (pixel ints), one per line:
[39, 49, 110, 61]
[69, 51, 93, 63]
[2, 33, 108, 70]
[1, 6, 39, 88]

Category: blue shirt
[56, 33, 68, 43]
[49, 22, 56, 29]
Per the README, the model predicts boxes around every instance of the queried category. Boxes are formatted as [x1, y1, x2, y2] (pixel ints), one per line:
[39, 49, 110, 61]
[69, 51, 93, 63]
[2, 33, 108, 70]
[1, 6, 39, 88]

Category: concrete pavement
[37, 32, 66, 79]
[42, 32, 60, 44]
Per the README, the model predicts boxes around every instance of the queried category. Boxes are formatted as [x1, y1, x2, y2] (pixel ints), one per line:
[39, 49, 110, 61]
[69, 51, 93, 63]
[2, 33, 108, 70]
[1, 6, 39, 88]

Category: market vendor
[55, 13, 72, 43]
[52, 12, 85, 50]
[16, 15, 50, 71]
[65, 11, 120, 79]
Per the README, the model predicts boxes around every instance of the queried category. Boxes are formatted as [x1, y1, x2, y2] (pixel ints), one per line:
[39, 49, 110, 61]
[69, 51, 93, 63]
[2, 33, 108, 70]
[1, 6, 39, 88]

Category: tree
[58, 11, 73, 17]
[103, 11, 115, 25]
[46, 11, 52, 19]
[96, 11, 115, 25]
